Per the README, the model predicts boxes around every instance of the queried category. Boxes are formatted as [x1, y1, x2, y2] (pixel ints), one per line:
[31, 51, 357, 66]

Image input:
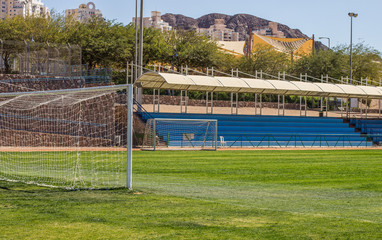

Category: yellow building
[248, 33, 314, 58]
[217, 33, 314, 59]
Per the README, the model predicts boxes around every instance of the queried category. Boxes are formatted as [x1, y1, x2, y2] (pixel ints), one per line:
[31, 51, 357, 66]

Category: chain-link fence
[0, 40, 82, 77]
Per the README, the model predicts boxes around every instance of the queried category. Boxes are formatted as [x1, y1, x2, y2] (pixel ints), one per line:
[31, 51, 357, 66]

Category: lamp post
[318, 37, 330, 49]
[133, 0, 144, 103]
[348, 12, 358, 84]
[134, 0, 138, 82]
[347, 12, 358, 119]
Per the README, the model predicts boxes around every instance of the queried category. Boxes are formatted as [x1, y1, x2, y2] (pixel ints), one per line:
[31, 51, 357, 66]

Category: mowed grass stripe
[133, 150, 382, 223]
[1, 150, 382, 239]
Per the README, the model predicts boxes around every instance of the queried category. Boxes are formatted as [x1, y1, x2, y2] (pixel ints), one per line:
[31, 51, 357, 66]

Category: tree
[289, 43, 382, 83]
[163, 30, 221, 70]
[238, 45, 289, 76]
[65, 18, 134, 70]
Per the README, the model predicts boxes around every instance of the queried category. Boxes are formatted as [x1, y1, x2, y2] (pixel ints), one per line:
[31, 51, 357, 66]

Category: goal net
[0, 85, 132, 189]
[142, 118, 218, 150]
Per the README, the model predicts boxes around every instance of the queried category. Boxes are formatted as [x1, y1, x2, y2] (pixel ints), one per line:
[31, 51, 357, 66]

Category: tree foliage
[1, 13, 381, 83]
[238, 45, 289, 76]
[289, 44, 382, 82]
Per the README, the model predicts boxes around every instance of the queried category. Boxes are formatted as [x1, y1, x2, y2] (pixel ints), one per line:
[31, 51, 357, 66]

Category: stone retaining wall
[0, 74, 112, 92]
[142, 94, 301, 109]
[0, 129, 112, 147]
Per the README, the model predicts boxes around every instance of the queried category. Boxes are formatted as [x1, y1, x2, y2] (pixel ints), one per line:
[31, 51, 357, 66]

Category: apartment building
[132, 11, 172, 32]
[254, 22, 285, 38]
[0, 0, 48, 20]
[65, 2, 103, 23]
[198, 19, 240, 41]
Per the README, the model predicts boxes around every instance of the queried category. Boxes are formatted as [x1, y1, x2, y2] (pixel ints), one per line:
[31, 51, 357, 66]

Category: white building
[198, 19, 240, 42]
[133, 11, 172, 32]
[0, 0, 49, 20]
[65, 2, 103, 23]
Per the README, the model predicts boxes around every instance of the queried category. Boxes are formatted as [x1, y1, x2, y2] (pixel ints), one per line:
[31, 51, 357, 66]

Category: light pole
[348, 12, 358, 84]
[134, 0, 138, 82]
[318, 37, 330, 49]
[347, 12, 358, 118]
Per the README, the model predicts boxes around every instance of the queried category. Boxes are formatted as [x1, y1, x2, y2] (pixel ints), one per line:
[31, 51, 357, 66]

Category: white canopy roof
[136, 72, 382, 99]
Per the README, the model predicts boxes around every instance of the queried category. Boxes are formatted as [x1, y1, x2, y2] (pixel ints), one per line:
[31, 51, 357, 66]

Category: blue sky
[44, 0, 382, 52]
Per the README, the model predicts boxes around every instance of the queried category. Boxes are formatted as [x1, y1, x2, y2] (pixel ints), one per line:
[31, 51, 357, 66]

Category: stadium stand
[139, 112, 373, 147]
[350, 119, 382, 144]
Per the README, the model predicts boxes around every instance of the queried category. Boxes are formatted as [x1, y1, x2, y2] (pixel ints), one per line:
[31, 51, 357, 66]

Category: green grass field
[1, 150, 382, 239]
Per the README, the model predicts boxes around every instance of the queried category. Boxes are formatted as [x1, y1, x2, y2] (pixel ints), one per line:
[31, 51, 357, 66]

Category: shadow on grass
[0, 180, 134, 194]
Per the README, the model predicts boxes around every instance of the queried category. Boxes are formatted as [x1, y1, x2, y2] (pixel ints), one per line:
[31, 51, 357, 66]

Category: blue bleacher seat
[351, 119, 382, 144]
[141, 112, 373, 148]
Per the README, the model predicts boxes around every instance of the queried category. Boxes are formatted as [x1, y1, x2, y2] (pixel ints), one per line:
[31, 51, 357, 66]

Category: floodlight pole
[136, 0, 144, 104]
[347, 12, 358, 118]
[134, 0, 138, 82]
[349, 13, 358, 84]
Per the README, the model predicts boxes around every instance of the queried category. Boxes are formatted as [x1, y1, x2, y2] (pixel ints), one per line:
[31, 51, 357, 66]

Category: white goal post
[142, 118, 218, 151]
[0, 84, 133, 190]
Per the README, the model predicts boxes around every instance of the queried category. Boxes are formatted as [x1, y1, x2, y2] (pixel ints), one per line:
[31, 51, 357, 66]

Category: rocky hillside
[162, 13, 320, 46]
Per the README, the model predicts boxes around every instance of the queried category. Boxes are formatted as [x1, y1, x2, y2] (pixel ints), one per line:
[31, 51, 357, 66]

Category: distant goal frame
[142, 118, 218, 151]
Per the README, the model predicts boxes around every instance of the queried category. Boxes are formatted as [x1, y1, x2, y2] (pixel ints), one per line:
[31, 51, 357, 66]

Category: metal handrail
[132, 63, 377, 87]
[133, 98, 153, 120]
[221, 133, 373, 148]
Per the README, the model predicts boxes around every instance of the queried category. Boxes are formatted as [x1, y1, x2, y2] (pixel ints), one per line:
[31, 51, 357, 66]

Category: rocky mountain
[162, 13, 322, 47]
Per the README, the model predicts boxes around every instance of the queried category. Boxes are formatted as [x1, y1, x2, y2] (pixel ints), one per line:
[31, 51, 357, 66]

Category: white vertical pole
[365, 99, 368, 118]
[304, 96, 307, 116]
[127, 84, 133, 190]
[230, 92, 233, 114]
[283, 95, 285, 116]
[180, 90, 183, 113]
[206, 92, 209, 114]
[236, 93, 239, 115]
[255, 93, 258, 115]
[299, 96, 302, 116]
[153, 119, 156, 151]
[185, 91, 188, 113]
[215, 120, 218, 151]
[211, 92, 214, 114]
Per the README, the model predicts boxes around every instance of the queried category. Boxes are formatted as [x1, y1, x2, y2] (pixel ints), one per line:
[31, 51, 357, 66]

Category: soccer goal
[0, 84, 133, 190]
[142, 118, 218, 151]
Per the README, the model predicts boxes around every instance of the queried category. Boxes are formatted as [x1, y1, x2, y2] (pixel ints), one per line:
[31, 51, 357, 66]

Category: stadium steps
[350, 119, 382, 144]
[142, 112, 373, 148]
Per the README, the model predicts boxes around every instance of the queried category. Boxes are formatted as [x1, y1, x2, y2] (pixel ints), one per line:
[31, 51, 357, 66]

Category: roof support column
[153, 89, 160, 113]
[379, 99, 381, 119]
[255, 93, 262, 115]
[360, 99, 363, 118]
[206, 92, 213, 114]
[320, 97, 324, 111]
[325, 97, 328, 117]
[231, 92, 238, 115]
[278, 95, 285, 116]
[180, 90, 188, 114]
[300, 96, 307, 117]
[365, 99, 368, 119]
[346, 98, 350, 119]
